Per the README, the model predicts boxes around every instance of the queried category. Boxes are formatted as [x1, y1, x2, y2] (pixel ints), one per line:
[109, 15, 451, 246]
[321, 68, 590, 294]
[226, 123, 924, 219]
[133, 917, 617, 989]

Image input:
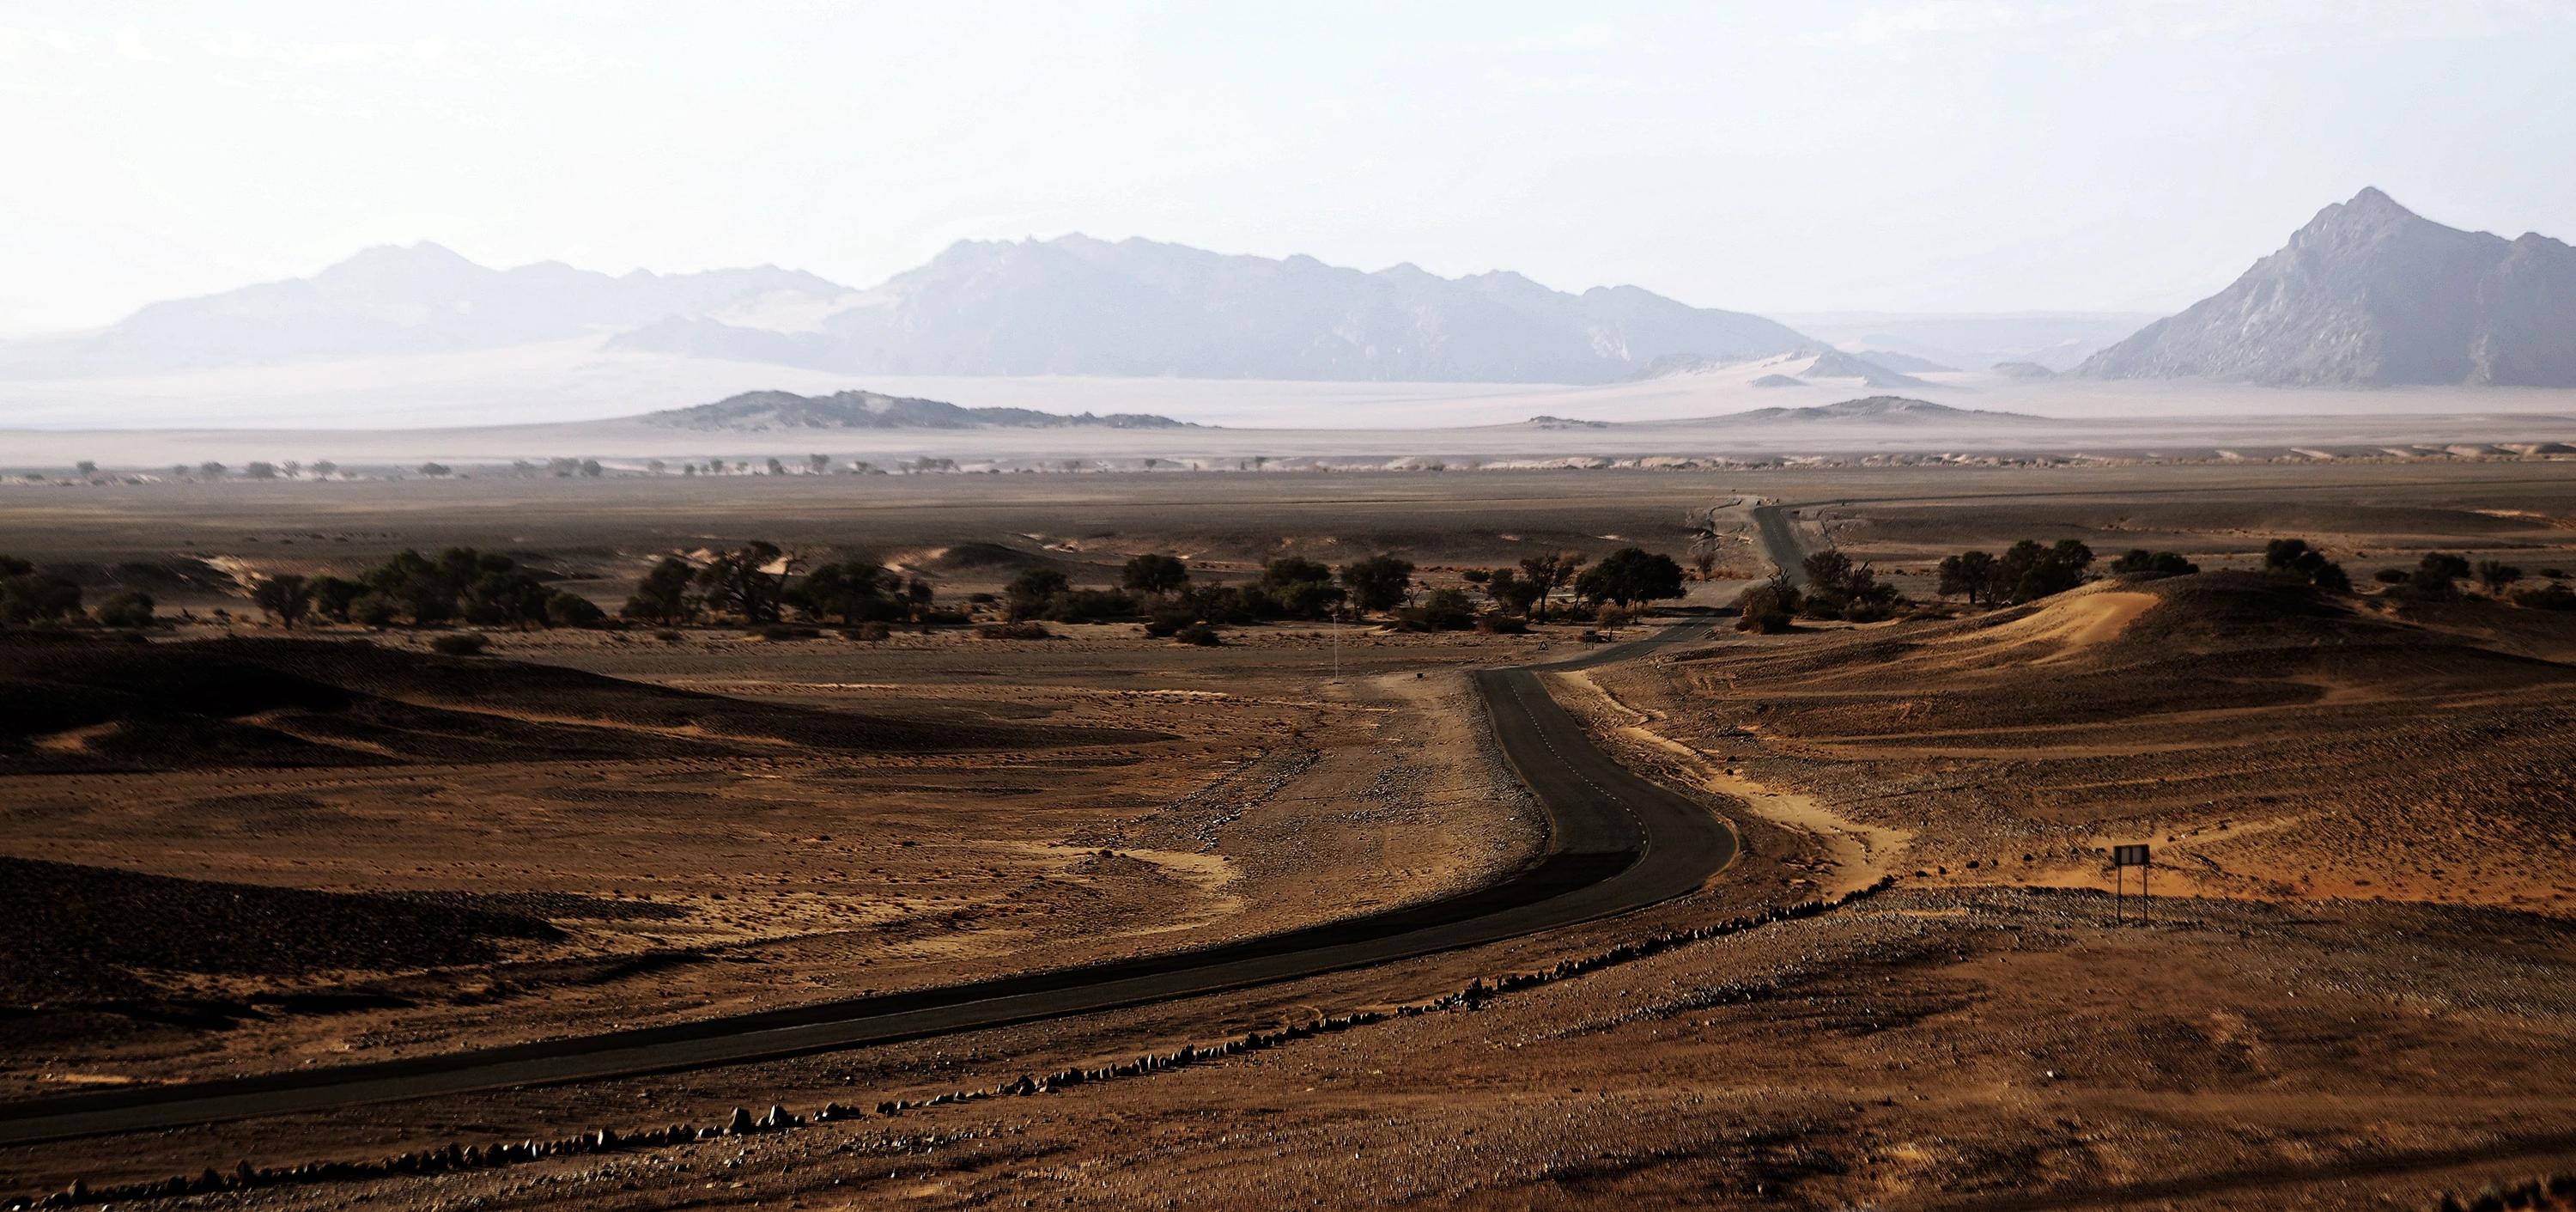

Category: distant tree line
[607, 542, 1688, 638]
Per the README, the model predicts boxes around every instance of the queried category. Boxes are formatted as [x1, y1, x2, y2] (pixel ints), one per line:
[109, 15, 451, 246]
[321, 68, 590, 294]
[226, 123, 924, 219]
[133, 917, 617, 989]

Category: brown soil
[7, 464, 2576, 1210]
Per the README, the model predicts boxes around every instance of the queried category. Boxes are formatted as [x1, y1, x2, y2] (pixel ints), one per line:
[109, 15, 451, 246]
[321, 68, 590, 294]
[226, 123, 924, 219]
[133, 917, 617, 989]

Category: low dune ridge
[0, 634, 1162, 773]
[1661, 571, 2576, 910]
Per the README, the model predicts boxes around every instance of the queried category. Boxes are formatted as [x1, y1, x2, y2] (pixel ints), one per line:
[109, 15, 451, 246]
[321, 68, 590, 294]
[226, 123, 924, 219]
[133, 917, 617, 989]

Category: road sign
[2112, 844, 2150, 924]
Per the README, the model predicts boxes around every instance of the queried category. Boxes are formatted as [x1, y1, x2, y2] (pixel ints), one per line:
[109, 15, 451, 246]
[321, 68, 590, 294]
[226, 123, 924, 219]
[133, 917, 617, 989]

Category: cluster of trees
[1732, 549, 1903, 633]
[1467, 549, 1686, 621]
[288, 548, 605, 630]
[2371, 551, 2574, 608]
[2260, 539, 2353, 592]
[983, 545, 1686, 637]
[1936, 539, 2097, 606]
[621, 542, 935, 628]
[2108, 549, 2199, 577]
[1004, 555, 1358, 632]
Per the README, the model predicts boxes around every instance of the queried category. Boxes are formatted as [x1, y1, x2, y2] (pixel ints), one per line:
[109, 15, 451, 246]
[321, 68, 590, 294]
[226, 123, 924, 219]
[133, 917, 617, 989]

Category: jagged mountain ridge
[2080, 188, 2576, 387]
[642, 389, 1190, 432]
[610, 234, 1815, 383]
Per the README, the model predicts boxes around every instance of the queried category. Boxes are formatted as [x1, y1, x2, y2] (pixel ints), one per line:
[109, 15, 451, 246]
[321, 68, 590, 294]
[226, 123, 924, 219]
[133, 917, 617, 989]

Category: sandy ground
[8, 464, 2576, 1209]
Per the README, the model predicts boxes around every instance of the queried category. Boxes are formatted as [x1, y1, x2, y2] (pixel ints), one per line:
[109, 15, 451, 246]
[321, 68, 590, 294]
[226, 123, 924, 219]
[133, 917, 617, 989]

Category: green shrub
[94, 589, 156, 628]
[2109, 549, 2198, 577]
[544, 591, 606, 628]
[2512, 582, 2576, 611]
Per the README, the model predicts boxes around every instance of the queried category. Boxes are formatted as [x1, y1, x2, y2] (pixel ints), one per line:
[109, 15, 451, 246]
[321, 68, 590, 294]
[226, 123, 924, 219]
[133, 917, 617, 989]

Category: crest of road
[0, 623, 1738, 1144]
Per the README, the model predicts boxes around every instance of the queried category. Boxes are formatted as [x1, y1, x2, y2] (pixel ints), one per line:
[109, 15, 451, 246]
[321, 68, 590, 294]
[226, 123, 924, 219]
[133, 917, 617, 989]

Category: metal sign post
[2112, 844, 2151, 924]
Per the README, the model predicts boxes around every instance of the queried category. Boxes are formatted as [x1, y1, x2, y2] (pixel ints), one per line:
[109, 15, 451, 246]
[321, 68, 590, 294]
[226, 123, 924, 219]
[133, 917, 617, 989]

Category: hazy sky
[6, 2, 2573, 333]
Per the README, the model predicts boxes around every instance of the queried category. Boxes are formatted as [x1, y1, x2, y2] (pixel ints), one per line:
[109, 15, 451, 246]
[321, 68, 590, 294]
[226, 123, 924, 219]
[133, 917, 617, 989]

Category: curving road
[0, 624, 1735, 1146]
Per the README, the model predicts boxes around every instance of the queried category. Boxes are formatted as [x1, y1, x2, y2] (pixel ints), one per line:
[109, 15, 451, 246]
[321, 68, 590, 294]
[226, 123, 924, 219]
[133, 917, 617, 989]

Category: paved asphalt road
[1751, 499, 1810, 582]
[0, 623, 1735, 1146]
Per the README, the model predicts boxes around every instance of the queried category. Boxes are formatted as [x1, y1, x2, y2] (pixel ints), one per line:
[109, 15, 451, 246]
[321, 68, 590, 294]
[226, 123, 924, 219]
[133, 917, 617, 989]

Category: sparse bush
[308, 575, 366, 622]
[351, 594, 399, 627]
[1005, 568, 1071, 621]
[1144, 605, 1195, 637]
[852, 621, 892, 641]
[544, 591, 606, 628]
[1175, 624, 1221, 646]
[2512, 582, 2576, 611]
[1121, 553, 1191, 596]
[2476, 559, 2524, 594]
[1735, 572, 1799, 633]
[2263, 538, 2351, 594]
[757, 624, 820, 640]
[2372, 568, 2410, 585]
[1392, 587, 1478, 631]
[94, 589, 155, 628]
[654, 629, 683, 643]
[0, 557, 82, 624]
[977, 621, 1051, 639]
[1474, 613, 1528, 634]
[430, 633, 489, 656]
[2391, 551, 2472, 599]
[1042, 588, 1139, 624]
[788, 559, 905, 624]
[623, 557, 697, 624]
[2109, 549, 2199, 577]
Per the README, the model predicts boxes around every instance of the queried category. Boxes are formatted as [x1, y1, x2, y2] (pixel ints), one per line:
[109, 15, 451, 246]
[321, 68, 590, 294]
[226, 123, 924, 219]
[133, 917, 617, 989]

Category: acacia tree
[1005, 568, 1071, 622]
[1121, 553, 1191, 596]
[696, 541, 791, 623]
[1340, 555, 1417, 613]
[792, 560, 903, 624]
[622, 557, 697, 624]
[1797, 548, 1899, 620]
[1518, 552, 1586, 621]
[1937, 551, 1998, 604]
[2476, 559, 2524, 594]
[1577, 547, 1686, 607]
[1483, 567, 1546, 617]
[250, 574, 312, 629]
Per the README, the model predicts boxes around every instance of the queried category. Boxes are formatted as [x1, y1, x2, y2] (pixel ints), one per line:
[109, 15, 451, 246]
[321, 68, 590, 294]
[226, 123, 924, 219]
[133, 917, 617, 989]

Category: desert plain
[4, 462, 2576, 1210]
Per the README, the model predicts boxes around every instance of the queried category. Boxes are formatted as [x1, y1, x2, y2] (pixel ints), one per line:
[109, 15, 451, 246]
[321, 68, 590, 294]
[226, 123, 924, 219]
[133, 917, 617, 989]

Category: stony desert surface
[5, 463, 2576, 1210]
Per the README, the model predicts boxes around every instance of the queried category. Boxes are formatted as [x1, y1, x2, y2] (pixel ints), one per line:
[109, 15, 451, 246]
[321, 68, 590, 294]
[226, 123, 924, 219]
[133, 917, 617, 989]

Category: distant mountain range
[17, 192, 2574, 396]
[2080, 188, 2576, 387]
[611, 235, 1815, 382]
[644, 390, 1188, 432]
[24, 243, 840, 375]
[7, 238, 1815, 386]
